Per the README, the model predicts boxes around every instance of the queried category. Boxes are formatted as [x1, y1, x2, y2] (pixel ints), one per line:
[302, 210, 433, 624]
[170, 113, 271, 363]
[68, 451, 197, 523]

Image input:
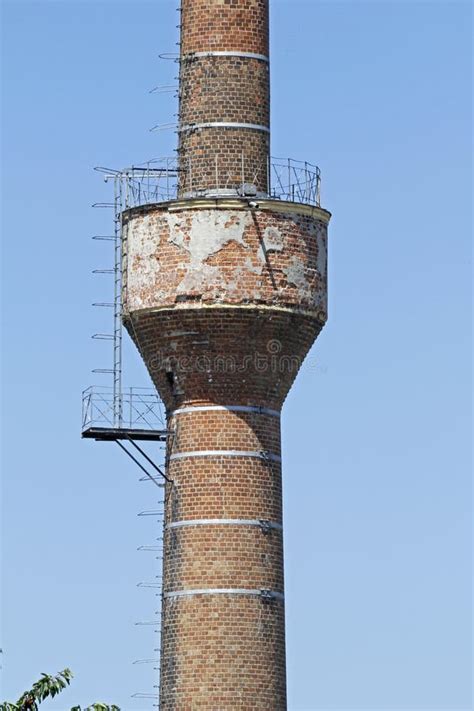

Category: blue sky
[1, 1, 472, 709]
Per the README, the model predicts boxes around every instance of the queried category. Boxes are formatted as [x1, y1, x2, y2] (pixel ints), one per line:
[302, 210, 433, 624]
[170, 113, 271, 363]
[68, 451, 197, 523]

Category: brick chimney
[121, 1, 330, 707]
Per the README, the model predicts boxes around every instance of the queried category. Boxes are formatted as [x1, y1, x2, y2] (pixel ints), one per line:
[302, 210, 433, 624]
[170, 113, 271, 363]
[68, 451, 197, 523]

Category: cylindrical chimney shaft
[178, 0, 270, 196]
[122, 1, 331, 708]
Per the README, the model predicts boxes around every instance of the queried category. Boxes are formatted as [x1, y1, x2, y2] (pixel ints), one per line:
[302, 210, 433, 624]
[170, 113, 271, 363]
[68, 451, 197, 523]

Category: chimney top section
[180, 0, 269, 57]
[178, 0, 270, 197]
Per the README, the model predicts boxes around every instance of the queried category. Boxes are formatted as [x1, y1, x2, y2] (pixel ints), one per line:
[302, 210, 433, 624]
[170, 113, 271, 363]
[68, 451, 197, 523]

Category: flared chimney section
[121, 1, 331, 708]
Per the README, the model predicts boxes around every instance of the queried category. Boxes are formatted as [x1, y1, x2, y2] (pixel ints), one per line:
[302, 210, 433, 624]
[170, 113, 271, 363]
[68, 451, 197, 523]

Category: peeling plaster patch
[283, 256, 313, 302]
[167, 214, 187, 252]
[126, 215, 164, 308]
[130, 215, 161, 269]
[167, 210, 251, 294]
[316, 226, 327, 279]
[258, 226, 284, 263]
[177, 262, 223, 295]
[301, 219, 326, 280]
[244, 256, 263, 276]
[264, 226, 284, 251]
[162, 331, 200, 338]
[167, 211, 250, 267]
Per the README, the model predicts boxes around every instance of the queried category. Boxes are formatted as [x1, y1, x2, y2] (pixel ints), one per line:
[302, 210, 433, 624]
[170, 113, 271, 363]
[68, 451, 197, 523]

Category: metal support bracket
[115, 437, 172, 485]
[260, 589, 282, 603]
[259, 519, 272, 535]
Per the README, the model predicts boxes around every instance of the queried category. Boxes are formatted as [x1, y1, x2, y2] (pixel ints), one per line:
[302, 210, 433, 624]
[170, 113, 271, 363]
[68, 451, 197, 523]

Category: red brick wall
[125, 307, 322, 413]
[160, 596, 286, 709]
[179, 57, 269, 127]
[159, 404, 286, 708]
[126, 307, 318, 708]
[178, 129, 270, 196]
[180, 0, 269, 56]
[178, 0, 270, 194]
[122, 202, 329, 318]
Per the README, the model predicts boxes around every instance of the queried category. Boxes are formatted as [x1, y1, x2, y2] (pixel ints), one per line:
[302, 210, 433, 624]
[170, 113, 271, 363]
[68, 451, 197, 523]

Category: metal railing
[82, 386, 166, 432]
[96, 158, 180, 207]
[270, 158, 321, 206]
[96, 155, 321, 210]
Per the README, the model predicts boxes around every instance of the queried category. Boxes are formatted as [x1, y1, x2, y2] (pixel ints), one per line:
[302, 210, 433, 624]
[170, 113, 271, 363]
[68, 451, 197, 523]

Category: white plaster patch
[302, 220, 327, 280]
[162, 331, 200, 338]
[167, 210, 251, 294]
[168, 211, 250, 267]
[177, 262, 223, 295]
[258, 226, 284, 263]
[244, 256, 263, 276]
[316, 225, 327, 280]
[125, 215, 164, 308]
[283, 256, 313, 302]
[167, 214, 187, 251]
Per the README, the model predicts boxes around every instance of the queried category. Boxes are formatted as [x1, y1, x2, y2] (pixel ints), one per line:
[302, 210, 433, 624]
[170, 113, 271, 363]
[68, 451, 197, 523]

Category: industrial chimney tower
[84, 0, 331, 708]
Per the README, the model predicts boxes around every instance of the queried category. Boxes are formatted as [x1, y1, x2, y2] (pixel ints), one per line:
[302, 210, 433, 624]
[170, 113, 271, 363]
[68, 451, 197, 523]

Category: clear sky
[1, 1, 472, 709]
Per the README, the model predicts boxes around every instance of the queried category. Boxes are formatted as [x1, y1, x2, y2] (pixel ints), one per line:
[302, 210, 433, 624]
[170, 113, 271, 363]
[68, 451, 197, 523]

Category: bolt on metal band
[164, 588, 284, 601]
[171, 404, 280, 418]
[183, 51, 269, 63]
[165, 518, 283, 531]
[178, 122, 270, 134]
[169, 450, 281, 463]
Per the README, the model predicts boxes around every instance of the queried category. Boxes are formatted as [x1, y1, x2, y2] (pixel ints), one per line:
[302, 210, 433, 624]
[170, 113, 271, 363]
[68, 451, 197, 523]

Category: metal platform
[82, 426, 170, 442]
[82, 386, 167, 437]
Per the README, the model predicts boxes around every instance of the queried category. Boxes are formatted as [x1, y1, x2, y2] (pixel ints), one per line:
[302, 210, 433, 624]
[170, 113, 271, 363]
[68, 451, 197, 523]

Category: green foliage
[0, 669, 119, 711]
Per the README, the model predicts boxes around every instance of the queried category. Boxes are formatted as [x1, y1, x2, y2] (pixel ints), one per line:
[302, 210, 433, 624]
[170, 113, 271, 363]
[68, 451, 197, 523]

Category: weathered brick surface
[178, 128, 270, 196]
[122, 202, 329, 316]
[124, 208, 326, 700]
[126, 305, 308, 708]
[180, 56, 269, 127]
[178, 0, 270, 194]
[122, 1, 330, 707]
[170, 409, 281, 453]
[180, 0, 269, 56]
[163, 457, 283, 522]
[124, 307, 322, 413]
[160, 596, 285, 710]
[163, 525, 284, 590]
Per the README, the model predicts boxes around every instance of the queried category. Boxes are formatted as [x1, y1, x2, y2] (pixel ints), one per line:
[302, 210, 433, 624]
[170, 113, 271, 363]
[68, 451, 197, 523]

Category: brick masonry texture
[123, 197, 329, 707]
[124, 304, 318, 708]
[178, 130, 270, 195]
[160, 596, 285, 710]
[178, 0, 270, 194]
[122, 1, 330, 707]
[179, 57, 269, 127]
[122, 202, 329, 317]
[164, 456, 282, 522]
[124, 307, 322, 413]
[169, 409, 281, 453]
[163, 525, 284, 591]
[180, 0, 269, 56]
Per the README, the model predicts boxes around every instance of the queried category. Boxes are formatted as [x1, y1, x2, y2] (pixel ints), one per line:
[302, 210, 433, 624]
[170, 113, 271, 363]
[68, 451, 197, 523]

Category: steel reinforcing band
[164, 588, 284, 601]
[171, 404, 280, 418]
[183, 51, 269, 63]
[166, 518, 283, 531]
[178, 122, 270, 134]
[169, 450, 281, 463]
